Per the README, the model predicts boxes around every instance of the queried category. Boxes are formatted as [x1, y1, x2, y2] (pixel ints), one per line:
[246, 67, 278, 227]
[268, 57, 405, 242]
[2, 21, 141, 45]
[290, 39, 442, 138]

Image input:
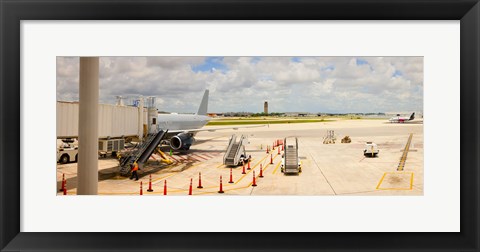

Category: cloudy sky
[57, 56, 423, 113]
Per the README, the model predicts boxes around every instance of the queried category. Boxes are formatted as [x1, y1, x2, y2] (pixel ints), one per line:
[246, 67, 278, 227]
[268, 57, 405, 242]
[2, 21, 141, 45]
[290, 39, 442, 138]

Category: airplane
[156, 90, 262, 151]
[389, 112, 415, 123]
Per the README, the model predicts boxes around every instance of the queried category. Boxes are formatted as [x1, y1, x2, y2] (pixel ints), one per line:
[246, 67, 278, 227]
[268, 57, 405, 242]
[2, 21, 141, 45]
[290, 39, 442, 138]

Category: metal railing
[119, 132, 158, 175]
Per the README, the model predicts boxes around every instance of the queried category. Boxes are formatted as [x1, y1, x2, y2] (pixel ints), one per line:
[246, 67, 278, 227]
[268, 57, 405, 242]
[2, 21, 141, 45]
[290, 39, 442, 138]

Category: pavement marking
[193, 184, 252, 195]
[234, 154, 269, 184]
[272, 161, 282, 174]
[151, 173, 176, 183]
[247, 160, 280, 186]
[186, 154, 201, 162]
[306, 146, 337, 195]
[376, 171, 414, 190]
[410, 172, 414, 190]
[150, 161, 205, 183]
[192, 154, 209, 160]
[397, 133, 413, 171]
[375, 173, 387, 190]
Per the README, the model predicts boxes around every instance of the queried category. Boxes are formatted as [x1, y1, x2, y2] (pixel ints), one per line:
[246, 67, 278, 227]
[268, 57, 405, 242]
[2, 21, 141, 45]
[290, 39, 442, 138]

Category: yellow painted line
[151, 173, 176, 183]
[397, 133, 413, 171]
[410, 172, 414, 190]
[97, 185, 209, 195]
[99, 179, 258, 195]
[222, 184, 251, 192]
[272, 161, 282, 174]
[260, 158, 278, 173]
[376, 172, 414, 190]
[97, 155, 280, 196]
[376, 173, 387, 190]
[234, 154, 269, 184]
[150, 160, 205, 183]
[199, 185, 225, 190]
[153, 182, 255, 195]
[246, 161, 279, 187]
[376, 188, 414, 191]
[194, 183, 254, 195]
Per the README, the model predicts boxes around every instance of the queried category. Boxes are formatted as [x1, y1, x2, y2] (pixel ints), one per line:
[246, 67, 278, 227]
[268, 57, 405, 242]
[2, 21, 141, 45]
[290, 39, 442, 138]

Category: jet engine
[170, 133, 195, 150]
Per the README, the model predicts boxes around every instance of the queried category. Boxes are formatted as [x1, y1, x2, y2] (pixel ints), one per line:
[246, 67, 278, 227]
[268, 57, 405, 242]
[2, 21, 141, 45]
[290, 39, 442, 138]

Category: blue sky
[191, 57, 228, 73]
[57, 56, 423, 113]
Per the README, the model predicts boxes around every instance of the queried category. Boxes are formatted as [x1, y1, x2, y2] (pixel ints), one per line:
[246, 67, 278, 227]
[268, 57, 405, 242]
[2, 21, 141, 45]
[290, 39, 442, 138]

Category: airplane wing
[166, 124, 266, 134]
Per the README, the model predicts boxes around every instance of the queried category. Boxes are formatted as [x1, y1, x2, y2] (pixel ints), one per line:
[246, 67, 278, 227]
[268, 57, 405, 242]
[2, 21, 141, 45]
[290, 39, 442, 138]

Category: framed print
[1, 0, 479, 251]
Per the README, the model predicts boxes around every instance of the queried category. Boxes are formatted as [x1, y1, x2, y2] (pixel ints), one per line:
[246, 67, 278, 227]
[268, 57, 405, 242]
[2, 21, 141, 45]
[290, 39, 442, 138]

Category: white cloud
[57, 56, 423, 113]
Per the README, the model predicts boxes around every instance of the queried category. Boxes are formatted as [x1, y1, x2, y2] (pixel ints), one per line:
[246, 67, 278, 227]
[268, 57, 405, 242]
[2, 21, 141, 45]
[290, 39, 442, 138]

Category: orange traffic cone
[247, 160, 251, 170]
[197, 172, 203, 189]
[242, 162, 246, 174]
[270, 154, 273, 164]
[252, 171, 257, 187]
[278, 147, 280, 155]
[259, 164, 264, 178]
[147, 174, 153, 192]
[218, 176, 224, 193]
[229, 168, 234, 183]
[60, 174, 65, 192]
[139, 181, 143, 195]
[282, 144, 284, 151]
[163, 180, 167, 195]
[188, 178, 193, 195]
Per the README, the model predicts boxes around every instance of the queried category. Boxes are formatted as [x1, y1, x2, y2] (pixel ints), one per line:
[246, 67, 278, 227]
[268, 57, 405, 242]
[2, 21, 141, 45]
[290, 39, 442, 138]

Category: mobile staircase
[282, 137, 301, 174]
[119, 130, 168, 175]
[223, 134, 249, 166]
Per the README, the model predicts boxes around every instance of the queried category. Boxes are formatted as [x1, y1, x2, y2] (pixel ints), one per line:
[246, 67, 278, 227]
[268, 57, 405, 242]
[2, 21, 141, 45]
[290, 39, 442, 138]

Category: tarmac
[56, 119, 424, 196]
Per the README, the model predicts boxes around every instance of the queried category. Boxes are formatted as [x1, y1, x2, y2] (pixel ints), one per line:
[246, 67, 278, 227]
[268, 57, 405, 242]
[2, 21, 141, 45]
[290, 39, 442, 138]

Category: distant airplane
[157, 90, 261, 150]
[389, 112, 415, 123]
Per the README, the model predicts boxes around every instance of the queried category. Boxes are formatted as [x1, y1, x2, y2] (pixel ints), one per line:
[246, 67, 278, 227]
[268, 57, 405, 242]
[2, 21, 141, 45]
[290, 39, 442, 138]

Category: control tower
[264, 101, 268, 115]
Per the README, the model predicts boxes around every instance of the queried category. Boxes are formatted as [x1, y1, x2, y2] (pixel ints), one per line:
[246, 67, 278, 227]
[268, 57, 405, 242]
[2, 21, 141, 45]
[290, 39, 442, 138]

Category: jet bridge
[223, 134, 249, 166]
[282, 137, 301, 174]
[119, 130, 168, 175]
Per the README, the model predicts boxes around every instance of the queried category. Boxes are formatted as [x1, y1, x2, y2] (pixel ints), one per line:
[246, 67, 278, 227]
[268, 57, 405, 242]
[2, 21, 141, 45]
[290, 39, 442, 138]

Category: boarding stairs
[284, 137, 300, 173]
[223, 134, 248, 166]
[119, 130, 168, 175]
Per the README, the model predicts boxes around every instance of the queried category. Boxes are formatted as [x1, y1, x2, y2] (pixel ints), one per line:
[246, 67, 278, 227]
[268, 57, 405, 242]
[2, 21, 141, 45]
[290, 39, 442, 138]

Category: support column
[138, 97, 144, 141]
[77, 57, 99, 195]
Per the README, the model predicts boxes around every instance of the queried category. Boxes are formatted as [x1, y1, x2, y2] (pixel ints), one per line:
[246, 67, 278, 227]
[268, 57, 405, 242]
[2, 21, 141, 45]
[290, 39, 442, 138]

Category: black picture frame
[1, 0, 478, 251]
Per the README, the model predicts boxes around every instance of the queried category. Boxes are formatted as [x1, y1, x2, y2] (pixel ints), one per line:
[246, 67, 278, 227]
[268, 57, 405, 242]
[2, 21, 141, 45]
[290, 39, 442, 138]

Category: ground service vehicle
[364, 142, 379, 157]
[57, 138, 126, 164]
[281, 137, 302, 174]
[223, 134, 250, 166]
[57, 139, 78, 164]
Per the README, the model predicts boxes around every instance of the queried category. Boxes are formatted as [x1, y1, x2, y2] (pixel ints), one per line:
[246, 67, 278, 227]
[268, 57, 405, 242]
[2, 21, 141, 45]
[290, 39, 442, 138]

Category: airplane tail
[196, 89, 209, 115]
[409, 112, 415, 120]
